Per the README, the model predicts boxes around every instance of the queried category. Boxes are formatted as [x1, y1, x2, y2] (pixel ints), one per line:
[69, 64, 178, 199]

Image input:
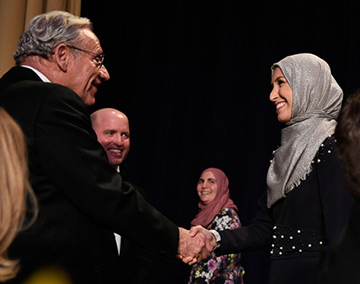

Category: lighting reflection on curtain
[0, 0, 81, 76]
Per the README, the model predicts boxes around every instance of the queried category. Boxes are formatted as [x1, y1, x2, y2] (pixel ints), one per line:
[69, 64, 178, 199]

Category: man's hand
[177, 226, 218, 265]
[177, 227, 209, 265]
[190, 225, 217, 254]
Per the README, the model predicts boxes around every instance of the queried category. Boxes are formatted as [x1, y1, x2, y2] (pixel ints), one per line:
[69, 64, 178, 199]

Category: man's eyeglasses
[67, 45, 105, 67]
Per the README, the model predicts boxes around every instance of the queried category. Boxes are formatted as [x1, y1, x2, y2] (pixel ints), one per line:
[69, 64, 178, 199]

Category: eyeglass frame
[66, 45, 105, 67]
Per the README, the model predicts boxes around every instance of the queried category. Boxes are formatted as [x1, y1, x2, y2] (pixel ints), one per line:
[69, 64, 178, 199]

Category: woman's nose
[269, 86, 278, 102]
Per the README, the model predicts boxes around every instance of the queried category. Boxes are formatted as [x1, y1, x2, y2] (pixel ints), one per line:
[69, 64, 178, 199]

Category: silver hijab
[266, 53, 343, 208]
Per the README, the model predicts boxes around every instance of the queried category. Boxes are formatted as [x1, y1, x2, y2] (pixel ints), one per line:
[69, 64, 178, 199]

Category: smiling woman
[197, 171, 218, 205]
[192, 53, 355, 284]
[270, 67, 293, 123]
[189, 168, 243, 283]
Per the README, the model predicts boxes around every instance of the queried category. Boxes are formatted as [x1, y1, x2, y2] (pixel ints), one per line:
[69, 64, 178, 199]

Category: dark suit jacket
[0, 67, 178, 284]
[118, 175, 154, 284]
[118, 237, 154, 284]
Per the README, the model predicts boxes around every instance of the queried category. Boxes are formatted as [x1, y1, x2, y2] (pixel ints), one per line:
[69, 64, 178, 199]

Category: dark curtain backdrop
[82, 2, 360, 283]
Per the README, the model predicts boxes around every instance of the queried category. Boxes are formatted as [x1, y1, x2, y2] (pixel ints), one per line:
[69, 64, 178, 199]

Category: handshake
[177, 226, 217, 265]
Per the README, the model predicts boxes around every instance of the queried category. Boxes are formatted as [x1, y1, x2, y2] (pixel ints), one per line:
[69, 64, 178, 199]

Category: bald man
[91, 108, 152, 283]
[91, 108, 130, 172]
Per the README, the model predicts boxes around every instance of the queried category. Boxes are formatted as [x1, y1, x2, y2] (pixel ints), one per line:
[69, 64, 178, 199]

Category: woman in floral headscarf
[188, 168, 243, 284]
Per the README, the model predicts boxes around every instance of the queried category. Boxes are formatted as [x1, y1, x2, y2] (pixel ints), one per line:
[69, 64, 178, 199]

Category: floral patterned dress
[188, 208, 243, 284]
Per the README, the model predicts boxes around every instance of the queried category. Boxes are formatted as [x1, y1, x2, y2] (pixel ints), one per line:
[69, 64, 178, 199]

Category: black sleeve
[217, 192, 273, 254]
[35, 86, 179, 257]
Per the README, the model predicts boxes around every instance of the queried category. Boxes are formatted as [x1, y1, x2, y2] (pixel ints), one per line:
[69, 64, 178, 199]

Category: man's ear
[53, 44, 70, 72]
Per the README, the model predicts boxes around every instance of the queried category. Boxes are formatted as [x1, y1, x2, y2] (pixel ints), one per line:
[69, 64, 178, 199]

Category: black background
[82, 2, 360, 283]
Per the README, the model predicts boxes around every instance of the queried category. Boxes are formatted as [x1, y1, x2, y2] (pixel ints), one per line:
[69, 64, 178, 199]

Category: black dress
[218, 135, 353, 284]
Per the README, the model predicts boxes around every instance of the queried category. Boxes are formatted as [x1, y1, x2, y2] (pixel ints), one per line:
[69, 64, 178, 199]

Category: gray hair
[14, 10, 92, 65]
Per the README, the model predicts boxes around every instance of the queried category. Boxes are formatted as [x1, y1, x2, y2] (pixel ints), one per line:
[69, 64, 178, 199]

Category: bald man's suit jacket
[0, 66, 178, 284]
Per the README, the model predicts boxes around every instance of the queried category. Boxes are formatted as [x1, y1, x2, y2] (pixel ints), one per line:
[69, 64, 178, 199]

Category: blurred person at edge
[319, 89, 360, 284]
[0, 107, 37, 282]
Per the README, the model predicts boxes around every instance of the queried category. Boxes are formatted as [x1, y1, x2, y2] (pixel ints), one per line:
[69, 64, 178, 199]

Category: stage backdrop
[82, 1, 360, 283]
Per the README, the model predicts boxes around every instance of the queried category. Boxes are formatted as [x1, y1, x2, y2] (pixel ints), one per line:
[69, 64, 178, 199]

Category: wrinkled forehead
[78, 28, 103, 51]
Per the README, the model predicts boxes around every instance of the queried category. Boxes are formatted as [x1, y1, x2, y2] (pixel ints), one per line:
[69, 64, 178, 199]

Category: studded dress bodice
[218, 135, 353, 284]
[269, 136, 337, 259]
[270, 136, 347, 253]
[267, 135, 353, 283]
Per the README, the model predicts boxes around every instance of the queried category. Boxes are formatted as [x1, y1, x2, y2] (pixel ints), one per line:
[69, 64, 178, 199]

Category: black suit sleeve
[35, 86, 178, 257]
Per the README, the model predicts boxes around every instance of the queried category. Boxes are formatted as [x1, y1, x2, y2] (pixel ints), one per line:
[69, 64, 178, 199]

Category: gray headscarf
[266, 53, 343, 208]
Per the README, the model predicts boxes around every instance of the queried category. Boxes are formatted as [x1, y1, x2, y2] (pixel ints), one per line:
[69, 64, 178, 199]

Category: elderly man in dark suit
[0, 11, 209, 284]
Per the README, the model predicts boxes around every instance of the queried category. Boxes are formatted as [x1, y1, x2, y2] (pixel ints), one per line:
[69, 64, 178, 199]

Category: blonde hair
[0, 107, 38, 281]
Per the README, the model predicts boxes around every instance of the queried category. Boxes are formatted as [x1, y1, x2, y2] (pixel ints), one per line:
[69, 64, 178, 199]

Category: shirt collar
[21, 65, 51, 82]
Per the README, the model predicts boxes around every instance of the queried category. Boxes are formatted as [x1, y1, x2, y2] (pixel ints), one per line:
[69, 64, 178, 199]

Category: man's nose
[113, 134, 124, 145]
[100, 65, 110, 81]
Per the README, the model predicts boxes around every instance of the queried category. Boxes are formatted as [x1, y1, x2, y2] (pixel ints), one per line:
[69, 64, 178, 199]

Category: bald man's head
[91, 108, 130, 168]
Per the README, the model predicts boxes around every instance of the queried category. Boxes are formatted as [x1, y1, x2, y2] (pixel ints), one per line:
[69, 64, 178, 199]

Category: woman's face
[197, 171, 218, 205]
[270, 67, 293, 123]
